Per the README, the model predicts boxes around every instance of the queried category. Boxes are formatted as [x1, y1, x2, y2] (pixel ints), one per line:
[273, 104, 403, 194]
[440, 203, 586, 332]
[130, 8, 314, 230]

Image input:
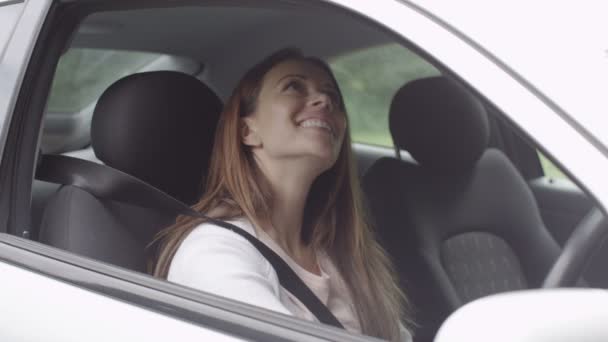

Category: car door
[0, 1, 25, 55]
[0, 249, 240, 342]
[0, 0, 49, 161]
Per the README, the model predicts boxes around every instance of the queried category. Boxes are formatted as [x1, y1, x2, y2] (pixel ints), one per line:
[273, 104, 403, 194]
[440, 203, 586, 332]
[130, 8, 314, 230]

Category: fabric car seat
[362, 77, 561, 341]
[39, 71, 222, 273]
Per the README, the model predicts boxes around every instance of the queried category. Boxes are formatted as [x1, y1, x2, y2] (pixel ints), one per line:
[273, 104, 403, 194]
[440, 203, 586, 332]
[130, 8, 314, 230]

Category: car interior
[8, 1, 607, 341]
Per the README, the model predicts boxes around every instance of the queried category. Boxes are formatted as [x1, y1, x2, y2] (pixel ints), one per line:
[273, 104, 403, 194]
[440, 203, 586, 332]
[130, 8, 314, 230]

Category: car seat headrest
[389, 76, 489, 174]
[91, 71, 222, 204]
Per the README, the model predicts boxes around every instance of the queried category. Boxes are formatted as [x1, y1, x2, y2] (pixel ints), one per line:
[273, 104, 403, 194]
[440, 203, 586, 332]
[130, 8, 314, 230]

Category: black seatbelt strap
[36, 154, 345, 329]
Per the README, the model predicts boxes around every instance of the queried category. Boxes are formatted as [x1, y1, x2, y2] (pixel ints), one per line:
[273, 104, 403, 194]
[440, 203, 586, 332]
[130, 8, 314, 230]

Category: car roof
[70, 4, 394, 97]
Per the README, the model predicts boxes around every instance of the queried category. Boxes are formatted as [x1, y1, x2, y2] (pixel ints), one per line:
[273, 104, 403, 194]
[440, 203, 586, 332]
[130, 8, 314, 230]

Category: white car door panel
[0, 234, 369, 342]
[0, 1, 25, 56]
[0, 260, 244, 342]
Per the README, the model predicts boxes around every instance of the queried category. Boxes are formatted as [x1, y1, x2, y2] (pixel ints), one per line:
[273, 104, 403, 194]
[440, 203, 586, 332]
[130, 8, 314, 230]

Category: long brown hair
[153, 48, 408, 340]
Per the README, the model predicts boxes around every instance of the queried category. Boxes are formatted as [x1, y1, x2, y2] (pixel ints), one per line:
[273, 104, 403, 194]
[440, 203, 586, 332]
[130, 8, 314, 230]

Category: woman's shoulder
[186, 217, 258, 241]
[174, 218, 260, 261]
[167, 217, 283, 303]
[169, 217, 269, 278]
[169, 217, 273, 278]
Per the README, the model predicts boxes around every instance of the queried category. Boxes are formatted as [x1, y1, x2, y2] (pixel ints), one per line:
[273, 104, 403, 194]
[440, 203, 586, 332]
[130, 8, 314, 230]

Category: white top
[168, 218, 361, 332]
[168, 218, 412, 341]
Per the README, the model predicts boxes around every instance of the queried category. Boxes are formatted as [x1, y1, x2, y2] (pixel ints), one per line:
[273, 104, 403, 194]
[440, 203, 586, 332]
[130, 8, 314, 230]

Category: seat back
[39, 71, 222, 272]
[362, 77, 561, 340]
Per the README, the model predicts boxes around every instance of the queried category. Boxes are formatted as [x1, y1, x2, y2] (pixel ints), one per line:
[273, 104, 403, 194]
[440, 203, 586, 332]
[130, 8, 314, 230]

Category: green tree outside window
[330, 44, 440, 147]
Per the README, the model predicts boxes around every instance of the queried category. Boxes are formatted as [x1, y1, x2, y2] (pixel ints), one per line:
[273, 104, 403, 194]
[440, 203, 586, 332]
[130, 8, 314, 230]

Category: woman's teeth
[299, 119, 333, 135]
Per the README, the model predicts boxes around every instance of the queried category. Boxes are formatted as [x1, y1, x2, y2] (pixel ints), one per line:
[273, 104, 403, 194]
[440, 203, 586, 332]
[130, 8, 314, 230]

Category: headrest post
[394, 145, 402, 160]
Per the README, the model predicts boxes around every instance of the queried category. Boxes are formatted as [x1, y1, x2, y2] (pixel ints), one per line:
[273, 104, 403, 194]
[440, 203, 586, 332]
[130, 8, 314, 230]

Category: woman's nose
[310, 92, 332, 111]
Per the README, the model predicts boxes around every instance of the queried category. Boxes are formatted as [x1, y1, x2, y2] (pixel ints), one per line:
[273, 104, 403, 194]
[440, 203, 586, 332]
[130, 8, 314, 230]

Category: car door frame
[0, 0, 52, 236]
[371, 0, 608, 208]
[1, 0, 608, 340]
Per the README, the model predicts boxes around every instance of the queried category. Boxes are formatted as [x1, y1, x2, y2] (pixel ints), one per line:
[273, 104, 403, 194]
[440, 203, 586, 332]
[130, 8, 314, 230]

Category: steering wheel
[543, 207, 608, 288]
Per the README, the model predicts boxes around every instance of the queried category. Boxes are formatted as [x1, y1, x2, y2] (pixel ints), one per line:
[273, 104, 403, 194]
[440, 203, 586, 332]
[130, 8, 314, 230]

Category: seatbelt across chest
[36, 154, 345, 330]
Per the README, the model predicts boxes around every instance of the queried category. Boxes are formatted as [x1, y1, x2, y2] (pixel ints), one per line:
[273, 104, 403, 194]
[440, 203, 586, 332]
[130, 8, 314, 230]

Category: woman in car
[153, 48, 411, 342]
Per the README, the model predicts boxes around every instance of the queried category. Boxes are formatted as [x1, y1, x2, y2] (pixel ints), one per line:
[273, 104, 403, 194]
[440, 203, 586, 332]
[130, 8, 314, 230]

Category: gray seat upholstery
[362, 77, 561, 341]
[39, 71, 222, 272]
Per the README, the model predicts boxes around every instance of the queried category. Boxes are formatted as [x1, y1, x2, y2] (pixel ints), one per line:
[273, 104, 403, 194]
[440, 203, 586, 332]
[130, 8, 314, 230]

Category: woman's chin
[303, 149, 339, 171]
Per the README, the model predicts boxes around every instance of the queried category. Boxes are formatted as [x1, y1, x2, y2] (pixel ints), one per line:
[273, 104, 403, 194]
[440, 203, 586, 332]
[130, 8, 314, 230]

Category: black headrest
[389, 77, 489, 174]
[91, 71, 222, 204]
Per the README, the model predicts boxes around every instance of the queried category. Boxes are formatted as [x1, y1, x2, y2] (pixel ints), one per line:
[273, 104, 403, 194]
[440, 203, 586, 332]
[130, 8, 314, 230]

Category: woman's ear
[241, 117, 262, 147]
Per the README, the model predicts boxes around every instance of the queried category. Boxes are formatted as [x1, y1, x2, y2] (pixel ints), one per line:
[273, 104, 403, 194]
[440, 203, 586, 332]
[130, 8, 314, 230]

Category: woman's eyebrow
[276, 74, 336, 91]
[276, 74, 307, 86]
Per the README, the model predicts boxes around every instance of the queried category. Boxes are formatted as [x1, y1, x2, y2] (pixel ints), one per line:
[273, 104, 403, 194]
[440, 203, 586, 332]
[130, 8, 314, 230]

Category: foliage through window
[330, 44, 440, 147]
[538, 151, 571, 181]
[47, 48, 163, 113]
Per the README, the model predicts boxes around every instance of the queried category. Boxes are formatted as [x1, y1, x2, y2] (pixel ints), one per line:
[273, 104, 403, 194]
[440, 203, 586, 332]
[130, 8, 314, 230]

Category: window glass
[538, 151, 571, 181]
[330, 44, 440, 147]
[42, 48, 198, 153]
[47, 48, 163, 113]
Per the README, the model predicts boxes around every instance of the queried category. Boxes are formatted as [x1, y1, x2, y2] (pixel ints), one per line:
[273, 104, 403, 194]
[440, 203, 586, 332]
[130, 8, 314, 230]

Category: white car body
[0, 0, 607, 341]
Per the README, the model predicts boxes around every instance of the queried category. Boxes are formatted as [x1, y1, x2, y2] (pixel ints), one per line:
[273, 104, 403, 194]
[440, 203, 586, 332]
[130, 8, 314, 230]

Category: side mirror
[435, 289, 608, 342]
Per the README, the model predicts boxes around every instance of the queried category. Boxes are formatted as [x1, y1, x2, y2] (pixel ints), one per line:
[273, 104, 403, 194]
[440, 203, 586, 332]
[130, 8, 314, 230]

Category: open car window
[47, 49, 164, 113]
[331, 44, 440, 147]
[538, 150, 571, 182]
[42, 48, 200, 154]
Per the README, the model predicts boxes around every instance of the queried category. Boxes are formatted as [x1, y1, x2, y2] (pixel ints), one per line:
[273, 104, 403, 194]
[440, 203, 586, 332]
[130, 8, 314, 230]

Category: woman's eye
[284, 80, 304, 92]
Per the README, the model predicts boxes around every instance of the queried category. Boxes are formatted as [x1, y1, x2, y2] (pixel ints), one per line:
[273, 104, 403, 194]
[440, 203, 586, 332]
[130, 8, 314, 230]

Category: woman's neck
[255, 157, 321, 273]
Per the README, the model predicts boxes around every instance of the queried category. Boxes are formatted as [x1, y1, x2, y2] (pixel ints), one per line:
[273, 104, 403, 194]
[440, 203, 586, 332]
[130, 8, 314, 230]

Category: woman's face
[242, 59, 346, 173]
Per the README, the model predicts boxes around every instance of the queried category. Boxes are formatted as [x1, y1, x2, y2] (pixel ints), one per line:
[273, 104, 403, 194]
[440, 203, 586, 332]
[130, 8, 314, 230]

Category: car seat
[362, 76, 561, 341]
[38, 71, 222, 272]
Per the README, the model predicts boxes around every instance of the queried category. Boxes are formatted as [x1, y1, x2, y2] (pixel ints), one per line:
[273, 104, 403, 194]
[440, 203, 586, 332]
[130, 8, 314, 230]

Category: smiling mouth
[298, 118, 335, 137]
